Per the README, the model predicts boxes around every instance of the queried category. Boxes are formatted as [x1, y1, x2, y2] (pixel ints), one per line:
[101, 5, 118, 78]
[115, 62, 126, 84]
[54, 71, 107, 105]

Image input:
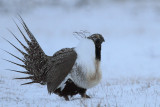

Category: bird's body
[4, 17, 105, 100]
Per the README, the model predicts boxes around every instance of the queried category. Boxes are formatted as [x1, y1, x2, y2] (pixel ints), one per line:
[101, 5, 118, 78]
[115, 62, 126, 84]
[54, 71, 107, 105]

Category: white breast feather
[72, 38, 102, 89]
[75, 39, 96, 74]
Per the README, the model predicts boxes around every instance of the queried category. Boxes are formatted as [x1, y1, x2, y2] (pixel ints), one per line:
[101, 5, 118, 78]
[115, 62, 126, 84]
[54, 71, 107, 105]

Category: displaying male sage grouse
[4, 17, 105, 101]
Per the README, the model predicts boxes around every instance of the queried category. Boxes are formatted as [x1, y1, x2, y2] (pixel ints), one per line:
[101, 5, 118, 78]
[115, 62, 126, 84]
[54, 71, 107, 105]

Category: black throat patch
[95, 45, 101, 61]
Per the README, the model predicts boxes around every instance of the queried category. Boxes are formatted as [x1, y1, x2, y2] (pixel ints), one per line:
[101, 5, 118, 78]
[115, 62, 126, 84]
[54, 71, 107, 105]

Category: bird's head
[75, 33, 104, 61]
[87, 34, 105, 48]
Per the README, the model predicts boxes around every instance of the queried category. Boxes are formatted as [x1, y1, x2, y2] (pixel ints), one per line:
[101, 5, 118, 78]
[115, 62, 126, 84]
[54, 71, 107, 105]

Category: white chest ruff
[71, 39, 102, 89]
[71, 60, 102, 89]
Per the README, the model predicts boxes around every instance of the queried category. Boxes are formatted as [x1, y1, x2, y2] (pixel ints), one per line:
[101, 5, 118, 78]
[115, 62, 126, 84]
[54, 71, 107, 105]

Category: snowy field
[0, 0, 160, 107]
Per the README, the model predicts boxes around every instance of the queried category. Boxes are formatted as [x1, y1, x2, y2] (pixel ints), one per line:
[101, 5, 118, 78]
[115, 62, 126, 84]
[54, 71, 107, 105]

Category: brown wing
[47, 48, 77, 94]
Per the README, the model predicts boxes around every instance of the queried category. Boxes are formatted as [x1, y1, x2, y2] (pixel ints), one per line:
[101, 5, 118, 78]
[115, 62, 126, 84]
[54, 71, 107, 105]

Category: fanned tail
[3, 16, 50, 85]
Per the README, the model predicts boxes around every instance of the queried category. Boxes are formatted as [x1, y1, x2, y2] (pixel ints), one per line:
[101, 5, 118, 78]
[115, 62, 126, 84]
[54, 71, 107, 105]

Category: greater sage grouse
[4, 17, 105, 101]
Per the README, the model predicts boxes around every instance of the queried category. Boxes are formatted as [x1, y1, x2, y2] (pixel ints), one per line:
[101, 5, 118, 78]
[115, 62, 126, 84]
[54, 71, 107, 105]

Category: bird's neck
[95, 45, 101, 61]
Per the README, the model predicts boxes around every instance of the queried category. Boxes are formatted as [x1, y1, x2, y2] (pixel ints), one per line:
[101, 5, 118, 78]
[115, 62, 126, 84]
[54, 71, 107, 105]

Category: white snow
[0, 0, 160, 107]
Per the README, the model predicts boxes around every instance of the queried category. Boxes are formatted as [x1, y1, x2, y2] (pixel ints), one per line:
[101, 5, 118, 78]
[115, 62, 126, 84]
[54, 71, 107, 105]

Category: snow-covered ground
[0, 1, 160, 107]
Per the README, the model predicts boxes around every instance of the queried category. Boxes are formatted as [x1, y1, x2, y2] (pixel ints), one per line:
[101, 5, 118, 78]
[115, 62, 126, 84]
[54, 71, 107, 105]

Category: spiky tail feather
[3, 16, 49, 85]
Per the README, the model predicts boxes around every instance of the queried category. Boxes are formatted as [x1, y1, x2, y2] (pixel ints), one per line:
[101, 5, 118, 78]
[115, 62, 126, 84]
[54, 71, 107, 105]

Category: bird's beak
[102, 39, 105, 42]
[101, 37, 105, 43]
